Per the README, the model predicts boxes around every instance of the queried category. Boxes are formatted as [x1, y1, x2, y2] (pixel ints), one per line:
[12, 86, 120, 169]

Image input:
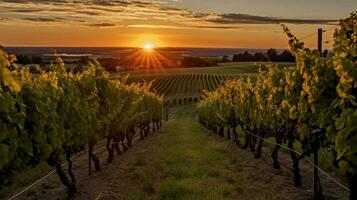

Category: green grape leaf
[335, 116, 346, 130]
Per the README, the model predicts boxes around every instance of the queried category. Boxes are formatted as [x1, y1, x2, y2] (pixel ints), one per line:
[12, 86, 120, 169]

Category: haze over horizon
[0, 0, 356, 48]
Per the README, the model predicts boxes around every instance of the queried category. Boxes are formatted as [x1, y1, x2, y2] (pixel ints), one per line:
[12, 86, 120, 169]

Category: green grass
[120, 105, 282, 200]
[0, 162, 52, 199]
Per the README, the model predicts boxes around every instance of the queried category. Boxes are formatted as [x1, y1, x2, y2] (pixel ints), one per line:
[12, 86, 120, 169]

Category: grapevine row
[0, 50, 163, 194]
[198, 13, 356, 199]
[149, 73, 241, 105]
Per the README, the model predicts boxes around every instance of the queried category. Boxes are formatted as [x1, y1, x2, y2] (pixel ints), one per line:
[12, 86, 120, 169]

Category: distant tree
[232, 54, 239, 62]
[233, 53, 243, 62]
[279, 50, 295, 62]
[252, 52, 268, 61]
[233, 49, 295, 62]
[243, 51, 253, 61]
[221, 55, 230, 63]
[181, 57, 211, 68]
[233, 51, 253, 62]
[266, 48, 278, 61]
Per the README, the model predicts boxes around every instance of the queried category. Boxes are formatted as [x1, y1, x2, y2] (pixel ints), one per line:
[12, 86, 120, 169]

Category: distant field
[149, 73, 242, 104]
[110, 62, 293, 105]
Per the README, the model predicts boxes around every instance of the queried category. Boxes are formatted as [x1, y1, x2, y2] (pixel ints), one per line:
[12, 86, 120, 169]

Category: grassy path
[124, 105, 244, 199]
[106, 105, 312, 200]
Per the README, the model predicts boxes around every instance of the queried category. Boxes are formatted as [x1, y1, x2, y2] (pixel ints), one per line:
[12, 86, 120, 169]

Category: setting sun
[143, 43, 154, 52]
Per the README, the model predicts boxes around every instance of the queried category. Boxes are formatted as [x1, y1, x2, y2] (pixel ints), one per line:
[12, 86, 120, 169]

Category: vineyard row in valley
[150, 73, 242, 104]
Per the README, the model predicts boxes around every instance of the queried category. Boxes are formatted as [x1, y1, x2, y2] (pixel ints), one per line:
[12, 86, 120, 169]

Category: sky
[0, 0, 356, 48]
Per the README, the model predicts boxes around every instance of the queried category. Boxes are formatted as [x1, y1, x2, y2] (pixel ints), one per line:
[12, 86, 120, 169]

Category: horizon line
[3, 46, 293, 50]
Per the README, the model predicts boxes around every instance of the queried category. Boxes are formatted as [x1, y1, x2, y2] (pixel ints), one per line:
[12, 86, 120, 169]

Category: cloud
[1, 0, 66, 3]
[75, 10, 102, 16]
[128, 24, 182, 29]
[208, 13, 337, 25]
[87, 22, 117, 27]
[195, 25, 241, 29]
[0, 0, 339, 29]
[11, 8, 45, 13]
[128, 24, 240, 29]
[22, 17, 61, 22]
[0, 16, 10, 21]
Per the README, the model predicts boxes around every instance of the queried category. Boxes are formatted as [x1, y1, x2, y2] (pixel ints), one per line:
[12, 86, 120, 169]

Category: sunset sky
[0, 0, 356, 48]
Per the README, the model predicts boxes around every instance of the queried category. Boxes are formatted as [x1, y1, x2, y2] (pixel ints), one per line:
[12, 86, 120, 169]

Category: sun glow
[143, 42, 154, 52]
[123, 41, 176, 70]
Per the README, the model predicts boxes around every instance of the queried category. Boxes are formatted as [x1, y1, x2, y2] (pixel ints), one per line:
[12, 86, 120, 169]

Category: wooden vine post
[313, 29, 324, 200]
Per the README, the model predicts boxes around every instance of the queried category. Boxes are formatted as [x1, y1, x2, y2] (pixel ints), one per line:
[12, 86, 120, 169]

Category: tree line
[231, 49, 295, 62]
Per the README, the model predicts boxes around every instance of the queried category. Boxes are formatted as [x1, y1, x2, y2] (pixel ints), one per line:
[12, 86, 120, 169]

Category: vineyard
[0, 12, 356, 200]
[198, 13, 356, 200]
[149, 73, 241, 104]
[112, 62, 281, 105]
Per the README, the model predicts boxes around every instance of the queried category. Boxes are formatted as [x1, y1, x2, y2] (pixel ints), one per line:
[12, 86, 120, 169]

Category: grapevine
[198, 12, 357, 199]
[0, 47, 163, 194]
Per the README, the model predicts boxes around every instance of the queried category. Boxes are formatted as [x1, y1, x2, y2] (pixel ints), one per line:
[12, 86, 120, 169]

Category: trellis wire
[243, 131, 350, 192]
